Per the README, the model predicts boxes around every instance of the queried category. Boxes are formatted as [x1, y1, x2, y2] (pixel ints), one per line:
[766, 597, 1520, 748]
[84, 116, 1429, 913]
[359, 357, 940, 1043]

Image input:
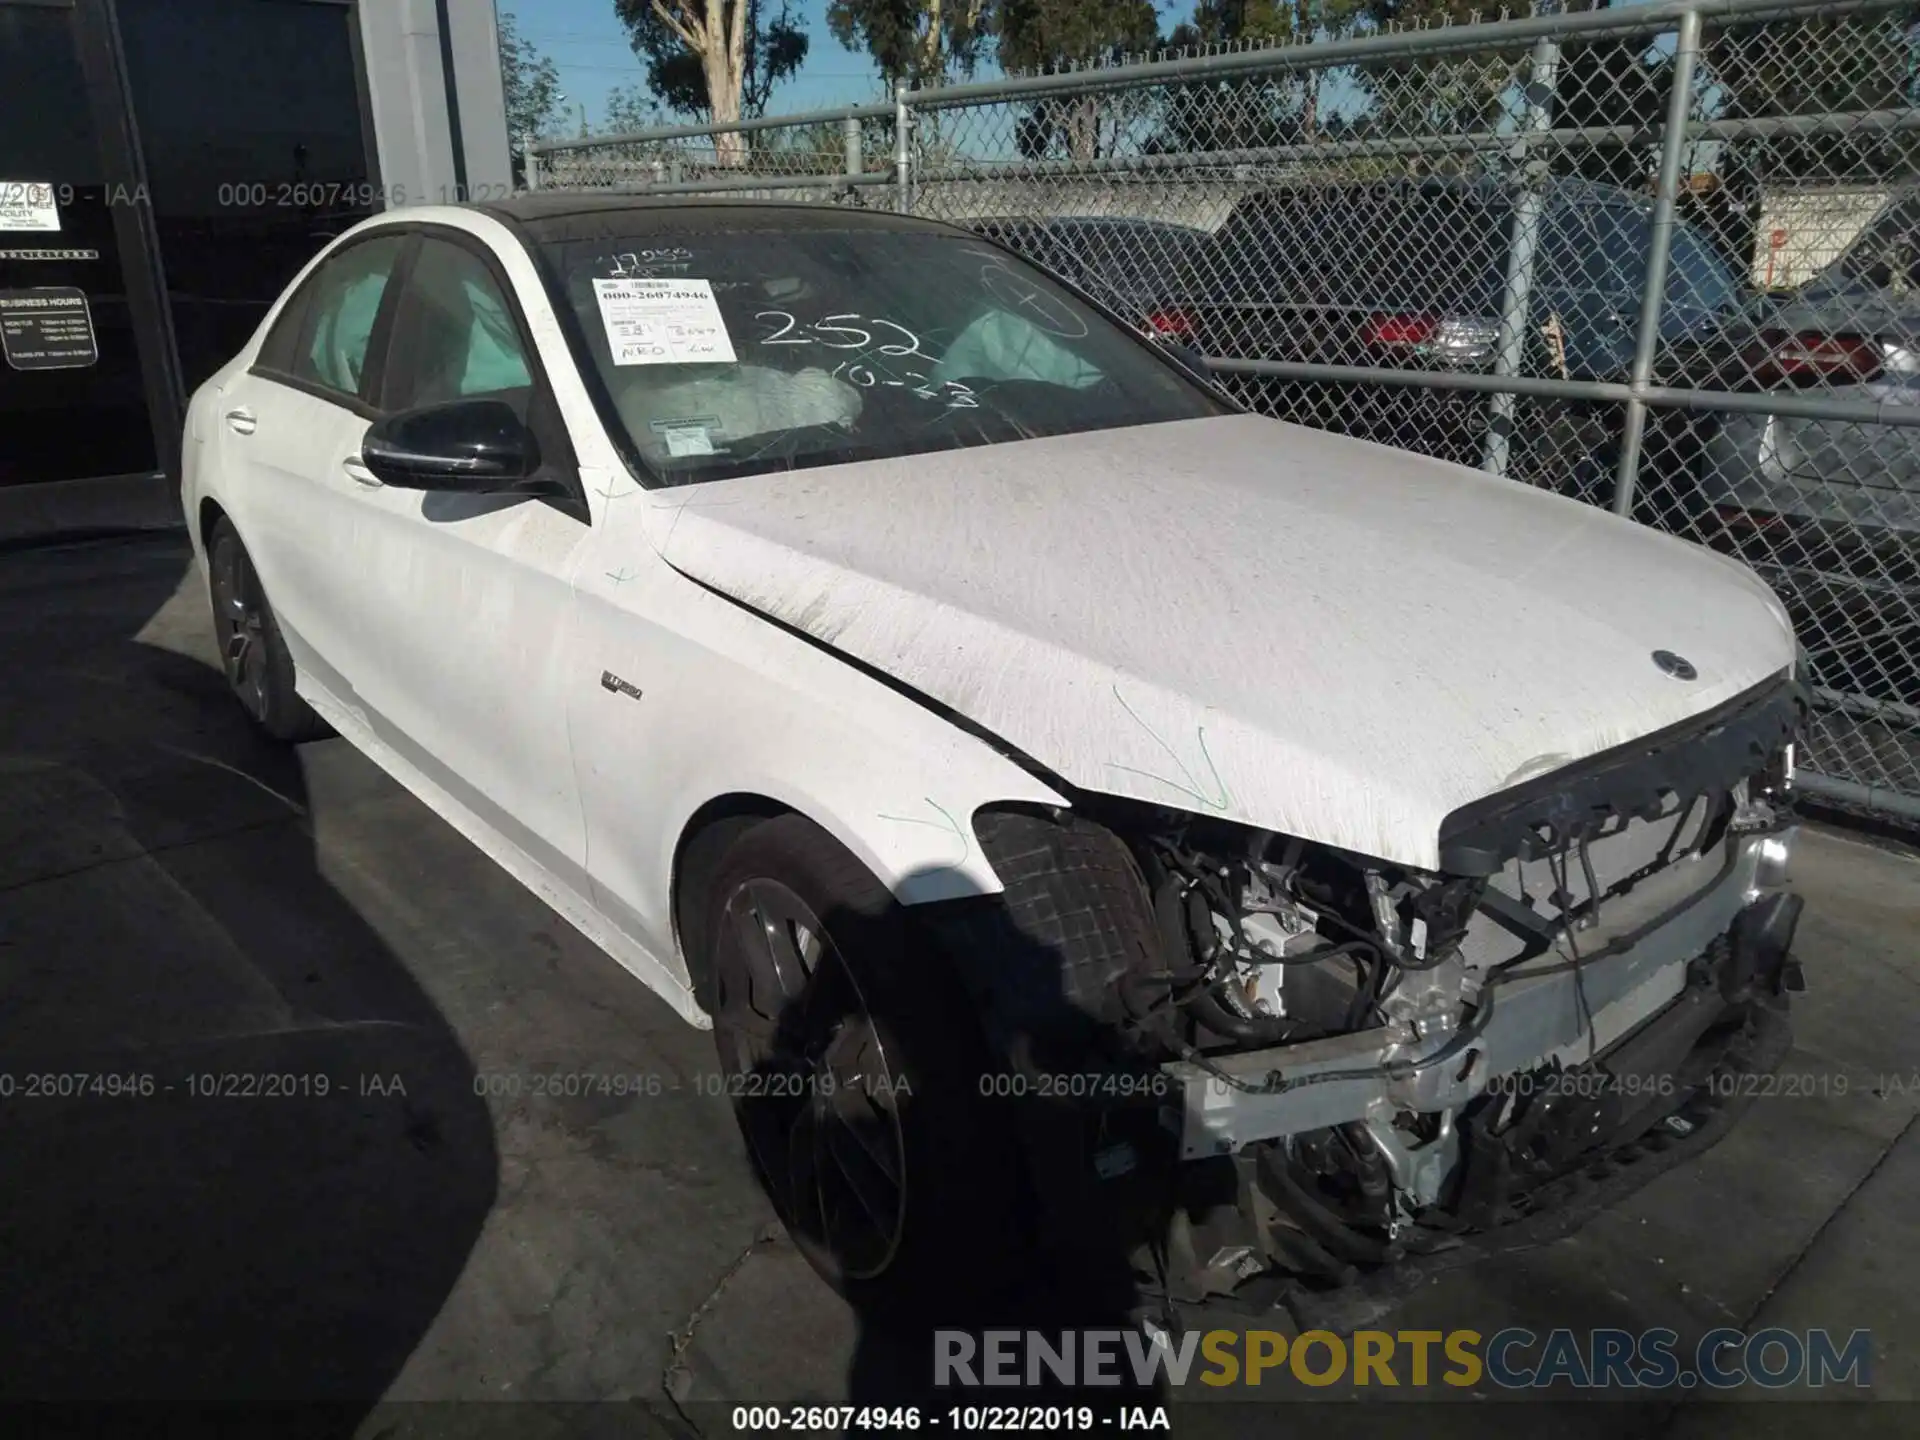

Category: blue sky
[503, 1, 1187, 130]
[505, 0, 889, 130]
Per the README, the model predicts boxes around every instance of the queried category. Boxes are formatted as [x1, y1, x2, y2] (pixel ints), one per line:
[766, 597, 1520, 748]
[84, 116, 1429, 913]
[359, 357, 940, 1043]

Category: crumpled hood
[644, 414, 1795, 870]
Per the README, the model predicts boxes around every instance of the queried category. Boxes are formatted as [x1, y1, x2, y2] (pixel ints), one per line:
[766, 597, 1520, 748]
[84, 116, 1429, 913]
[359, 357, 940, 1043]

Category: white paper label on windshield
[0, 183, 60, 232]
[594, 277, 736, 366]
[661, 424, 715, 457]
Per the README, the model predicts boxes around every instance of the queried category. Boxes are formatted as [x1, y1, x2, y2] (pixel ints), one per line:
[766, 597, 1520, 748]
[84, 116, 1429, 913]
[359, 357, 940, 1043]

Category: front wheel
[696, 815, 1024, 1314]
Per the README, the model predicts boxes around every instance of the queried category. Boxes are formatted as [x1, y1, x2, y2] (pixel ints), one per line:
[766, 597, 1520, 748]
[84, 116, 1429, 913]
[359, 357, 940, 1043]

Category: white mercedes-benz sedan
[183, 195, 1808, 1318]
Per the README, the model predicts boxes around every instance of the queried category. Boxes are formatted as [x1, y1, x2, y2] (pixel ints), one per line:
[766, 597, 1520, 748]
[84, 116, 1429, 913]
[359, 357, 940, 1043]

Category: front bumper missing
[1164, 830, 1794, 1161]
[1178, 999, 1795, 1331]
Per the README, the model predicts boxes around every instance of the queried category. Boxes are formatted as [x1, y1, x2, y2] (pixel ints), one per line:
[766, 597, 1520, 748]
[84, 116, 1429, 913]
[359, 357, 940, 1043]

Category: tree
[1345, 1, 1516, 152]
[498, 11, 565, 146]
[1148, 1, 1369, 155]
[604, 83, 669, 135]
[613, 0, 809, 162]
[996, 0, 1161, 160]
[826, 0, 993, 91]
[996, 0, 1161, 72]
[1178, 2, 1367, 138]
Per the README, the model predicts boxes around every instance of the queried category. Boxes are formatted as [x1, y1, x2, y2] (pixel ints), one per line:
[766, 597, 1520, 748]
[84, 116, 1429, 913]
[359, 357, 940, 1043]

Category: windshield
[539, 226, 1223, 485]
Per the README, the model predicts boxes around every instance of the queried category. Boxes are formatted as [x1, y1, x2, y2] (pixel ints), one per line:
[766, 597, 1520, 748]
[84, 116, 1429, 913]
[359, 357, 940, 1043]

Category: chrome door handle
[341, 455, 381, 487]
[224, 408, 257, 436]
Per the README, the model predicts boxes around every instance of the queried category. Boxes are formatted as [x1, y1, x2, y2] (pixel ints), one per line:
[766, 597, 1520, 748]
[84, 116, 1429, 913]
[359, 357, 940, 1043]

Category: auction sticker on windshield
[594, 277, 736, 366]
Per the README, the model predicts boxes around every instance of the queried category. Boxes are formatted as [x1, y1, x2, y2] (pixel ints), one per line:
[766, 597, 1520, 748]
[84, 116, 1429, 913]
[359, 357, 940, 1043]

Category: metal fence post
[1483, 27, 1563, 478]
[520, 132, 541, 191]
[1613, 6, 1703, 516]
[893, 83, 915, 214]
[843, 114, 863, 181]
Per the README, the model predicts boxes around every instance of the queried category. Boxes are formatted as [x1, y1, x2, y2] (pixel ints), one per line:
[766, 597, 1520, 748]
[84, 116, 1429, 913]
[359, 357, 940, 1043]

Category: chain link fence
[530, 0, 1920, 828]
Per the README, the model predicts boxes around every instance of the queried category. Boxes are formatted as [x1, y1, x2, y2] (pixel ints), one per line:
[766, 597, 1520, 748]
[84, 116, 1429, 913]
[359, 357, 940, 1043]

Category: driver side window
[380, 237, 535, 413]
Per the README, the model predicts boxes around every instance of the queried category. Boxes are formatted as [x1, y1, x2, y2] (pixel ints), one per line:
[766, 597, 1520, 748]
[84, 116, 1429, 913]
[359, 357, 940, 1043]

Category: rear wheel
[206, 518, 330, 743]
[696, 815, 1023, 1313]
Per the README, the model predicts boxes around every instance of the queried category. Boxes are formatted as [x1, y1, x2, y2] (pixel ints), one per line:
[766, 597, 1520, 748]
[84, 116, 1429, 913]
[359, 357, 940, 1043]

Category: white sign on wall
[0, 182, 61, 232]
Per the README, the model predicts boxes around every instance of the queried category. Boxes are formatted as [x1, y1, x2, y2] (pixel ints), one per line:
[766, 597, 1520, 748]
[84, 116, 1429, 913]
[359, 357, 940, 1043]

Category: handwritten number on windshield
[607, 247, 694, 277]
[869, 319, 922, 357]
[755, 310, 924, 357]
[757, 310, 808, 344]
[812, 315, 873, 350]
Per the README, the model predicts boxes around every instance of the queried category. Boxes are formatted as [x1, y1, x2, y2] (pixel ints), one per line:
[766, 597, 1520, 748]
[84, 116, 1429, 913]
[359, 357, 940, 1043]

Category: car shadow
[724, 870, 1174, 1423]
[0, 535, 496, 1423]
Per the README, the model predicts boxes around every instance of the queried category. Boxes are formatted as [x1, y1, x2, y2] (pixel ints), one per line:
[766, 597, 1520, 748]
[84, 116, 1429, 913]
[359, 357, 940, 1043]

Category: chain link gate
[530, 0, 1920, 827]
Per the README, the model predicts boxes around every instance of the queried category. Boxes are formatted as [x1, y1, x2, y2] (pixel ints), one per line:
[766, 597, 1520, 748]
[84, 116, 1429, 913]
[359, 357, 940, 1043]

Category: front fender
[568, 559, 1067, 976]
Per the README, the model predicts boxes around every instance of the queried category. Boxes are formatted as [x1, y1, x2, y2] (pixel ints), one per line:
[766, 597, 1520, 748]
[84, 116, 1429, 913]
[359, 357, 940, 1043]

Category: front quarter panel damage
[568, 508, 1067, 988]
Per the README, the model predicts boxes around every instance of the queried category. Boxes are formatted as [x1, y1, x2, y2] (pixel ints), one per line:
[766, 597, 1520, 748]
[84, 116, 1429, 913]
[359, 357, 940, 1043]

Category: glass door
[115, 0, 379, 396]
[0, 0, 163, 486]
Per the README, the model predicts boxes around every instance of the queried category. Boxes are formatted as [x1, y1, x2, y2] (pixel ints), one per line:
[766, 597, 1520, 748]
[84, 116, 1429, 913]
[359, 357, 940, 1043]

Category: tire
[206, 517, 331, 743]
[694, 814, 1025, 1315]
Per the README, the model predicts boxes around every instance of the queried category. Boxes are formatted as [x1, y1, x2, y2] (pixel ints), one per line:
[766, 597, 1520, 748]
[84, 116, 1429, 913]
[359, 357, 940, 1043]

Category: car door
[216, 231, 410, 683]
[332, 227, 593, 883]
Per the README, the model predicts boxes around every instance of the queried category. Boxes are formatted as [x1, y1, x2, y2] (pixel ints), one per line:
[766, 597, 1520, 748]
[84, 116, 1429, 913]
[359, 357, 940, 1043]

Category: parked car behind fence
[1135, 178, 1742, 506]
[1677, 187, 1920, 706]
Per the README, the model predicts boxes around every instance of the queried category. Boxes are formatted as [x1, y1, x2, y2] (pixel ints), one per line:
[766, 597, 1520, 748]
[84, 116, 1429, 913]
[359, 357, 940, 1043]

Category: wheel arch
[670, 792, 801, 1013]
[198, 496, 230, 554]
[664, 780, 1060, 1016]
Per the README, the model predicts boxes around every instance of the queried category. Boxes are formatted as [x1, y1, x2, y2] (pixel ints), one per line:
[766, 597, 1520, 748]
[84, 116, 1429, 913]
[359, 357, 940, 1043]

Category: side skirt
[295, 670, 710, 1030]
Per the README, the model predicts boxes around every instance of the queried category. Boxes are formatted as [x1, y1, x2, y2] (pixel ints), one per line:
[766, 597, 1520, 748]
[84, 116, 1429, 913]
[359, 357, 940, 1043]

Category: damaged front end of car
[945, 675, 1807, 1321]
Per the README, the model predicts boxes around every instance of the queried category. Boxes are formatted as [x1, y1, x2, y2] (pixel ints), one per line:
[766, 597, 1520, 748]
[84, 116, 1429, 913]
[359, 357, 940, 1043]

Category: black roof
[474, 193, 961, 244]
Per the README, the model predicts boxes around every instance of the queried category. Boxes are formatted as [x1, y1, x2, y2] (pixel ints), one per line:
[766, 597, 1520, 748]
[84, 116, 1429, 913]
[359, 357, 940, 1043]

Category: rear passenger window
[380, 237, 534, 413]
[261, 235, 408, 400]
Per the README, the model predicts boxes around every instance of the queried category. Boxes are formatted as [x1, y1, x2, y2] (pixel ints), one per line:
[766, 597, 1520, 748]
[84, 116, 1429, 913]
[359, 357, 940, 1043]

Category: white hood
[644, 414, 1796, 870]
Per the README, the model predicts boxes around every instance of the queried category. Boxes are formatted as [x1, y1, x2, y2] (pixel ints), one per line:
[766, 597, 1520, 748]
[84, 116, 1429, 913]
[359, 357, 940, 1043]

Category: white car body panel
[183, 209, 1066, 1016]
[314, 480, 591, 872]
[568, 500, 1066, 959]
[647, 413, 1797, 871]
[296, 664, 710, 1023]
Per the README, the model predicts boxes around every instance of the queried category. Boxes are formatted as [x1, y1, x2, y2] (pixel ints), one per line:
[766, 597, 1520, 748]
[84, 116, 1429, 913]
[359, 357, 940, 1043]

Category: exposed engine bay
[958, 676, 1807, 1316]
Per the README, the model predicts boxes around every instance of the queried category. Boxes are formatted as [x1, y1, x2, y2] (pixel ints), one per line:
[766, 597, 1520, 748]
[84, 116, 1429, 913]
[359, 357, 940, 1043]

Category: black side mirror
[361, 398, 545, 493]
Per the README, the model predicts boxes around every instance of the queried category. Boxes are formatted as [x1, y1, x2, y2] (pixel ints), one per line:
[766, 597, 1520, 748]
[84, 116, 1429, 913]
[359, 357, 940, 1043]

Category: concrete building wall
[358, 0, 511, 208]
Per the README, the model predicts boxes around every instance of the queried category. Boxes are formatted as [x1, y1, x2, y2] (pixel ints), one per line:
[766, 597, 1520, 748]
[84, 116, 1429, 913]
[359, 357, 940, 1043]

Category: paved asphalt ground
[2, 532, 1916, 1437]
